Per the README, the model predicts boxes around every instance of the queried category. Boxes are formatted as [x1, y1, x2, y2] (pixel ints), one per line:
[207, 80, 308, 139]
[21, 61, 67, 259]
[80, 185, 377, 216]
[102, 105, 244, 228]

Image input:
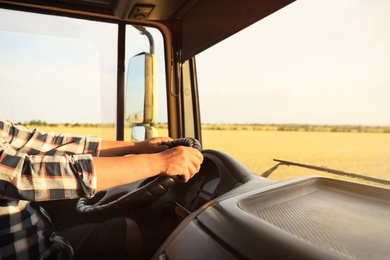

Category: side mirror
[125, 52, 156, 125]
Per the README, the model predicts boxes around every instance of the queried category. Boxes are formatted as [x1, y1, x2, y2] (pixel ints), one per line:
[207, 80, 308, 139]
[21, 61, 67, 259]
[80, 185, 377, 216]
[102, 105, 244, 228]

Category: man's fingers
[183, 153, 203, 182]
[159, 145, 203, 182]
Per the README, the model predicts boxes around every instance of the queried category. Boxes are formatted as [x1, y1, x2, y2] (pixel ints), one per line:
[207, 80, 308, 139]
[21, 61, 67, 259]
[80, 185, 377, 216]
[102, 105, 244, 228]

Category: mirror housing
[125, 52, 157, 125]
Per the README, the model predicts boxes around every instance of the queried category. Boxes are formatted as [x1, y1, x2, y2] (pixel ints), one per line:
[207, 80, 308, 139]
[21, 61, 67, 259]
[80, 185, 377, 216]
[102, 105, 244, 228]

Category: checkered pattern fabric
[0, 120, 100, 259]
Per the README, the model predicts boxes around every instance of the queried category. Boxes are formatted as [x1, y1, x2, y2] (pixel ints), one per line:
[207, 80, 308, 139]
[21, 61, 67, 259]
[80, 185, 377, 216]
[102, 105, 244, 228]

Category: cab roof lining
[0, 0, 295, 60]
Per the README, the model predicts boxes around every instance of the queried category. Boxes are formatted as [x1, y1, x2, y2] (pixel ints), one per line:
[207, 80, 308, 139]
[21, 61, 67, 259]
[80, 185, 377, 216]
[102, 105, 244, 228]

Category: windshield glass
[0, 9, 117, 138]
[197, 0, 390, 185]
[0, 9, 167, 140]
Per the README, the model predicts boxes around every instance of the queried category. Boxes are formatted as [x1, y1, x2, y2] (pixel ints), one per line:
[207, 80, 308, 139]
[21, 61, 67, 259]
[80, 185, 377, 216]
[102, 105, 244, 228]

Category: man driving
[0, 119, 203, 259]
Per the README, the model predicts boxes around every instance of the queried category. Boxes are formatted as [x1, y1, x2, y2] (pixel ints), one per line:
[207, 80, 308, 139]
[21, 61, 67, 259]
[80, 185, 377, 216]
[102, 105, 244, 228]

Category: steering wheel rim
[76, 137, 201, 222]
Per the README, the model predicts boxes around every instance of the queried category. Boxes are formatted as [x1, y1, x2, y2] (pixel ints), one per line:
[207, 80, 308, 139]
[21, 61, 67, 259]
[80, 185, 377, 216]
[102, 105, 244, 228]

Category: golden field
[37, 125, 390, 187]
[201, 130, 390, 186]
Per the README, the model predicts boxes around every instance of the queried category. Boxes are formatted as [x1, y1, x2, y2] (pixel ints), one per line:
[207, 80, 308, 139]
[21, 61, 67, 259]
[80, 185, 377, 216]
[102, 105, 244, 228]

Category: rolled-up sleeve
[0, 120, 99, 201]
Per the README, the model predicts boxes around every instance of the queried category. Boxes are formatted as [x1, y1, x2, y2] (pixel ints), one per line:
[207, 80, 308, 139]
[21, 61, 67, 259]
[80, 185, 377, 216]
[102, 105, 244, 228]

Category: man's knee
[125, 218, 144, 260]
[58, 217, 141, 259]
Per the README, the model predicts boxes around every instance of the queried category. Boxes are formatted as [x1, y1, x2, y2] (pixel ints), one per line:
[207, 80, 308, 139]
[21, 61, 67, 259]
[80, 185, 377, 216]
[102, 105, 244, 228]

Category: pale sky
[0, 1, 389, 126]
[196, 0, 390, 126]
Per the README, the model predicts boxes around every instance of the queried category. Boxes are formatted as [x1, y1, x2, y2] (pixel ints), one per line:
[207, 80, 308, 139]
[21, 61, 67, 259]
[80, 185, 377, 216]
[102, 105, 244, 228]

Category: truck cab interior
[1, 0, 390, 259]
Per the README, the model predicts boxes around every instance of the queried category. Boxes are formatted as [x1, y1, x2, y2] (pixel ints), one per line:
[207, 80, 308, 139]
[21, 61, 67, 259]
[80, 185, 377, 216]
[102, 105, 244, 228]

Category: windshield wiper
[261, 159, 390, 186]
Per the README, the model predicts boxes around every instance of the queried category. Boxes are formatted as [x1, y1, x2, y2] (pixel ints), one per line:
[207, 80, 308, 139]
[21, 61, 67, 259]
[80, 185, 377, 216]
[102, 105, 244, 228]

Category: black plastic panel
[197, 177, 390, 259]
[159, 221, 236, 260]
[239, 177, 390, 259]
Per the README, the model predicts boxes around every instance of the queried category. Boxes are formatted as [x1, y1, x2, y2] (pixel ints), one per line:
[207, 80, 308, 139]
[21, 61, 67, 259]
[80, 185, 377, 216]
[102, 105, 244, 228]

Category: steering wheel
[76, 137, 201, 222]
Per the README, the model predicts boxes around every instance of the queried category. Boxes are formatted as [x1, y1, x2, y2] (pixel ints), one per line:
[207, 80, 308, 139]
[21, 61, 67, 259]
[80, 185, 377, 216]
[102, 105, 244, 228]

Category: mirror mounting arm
[134, 25, 155, 55]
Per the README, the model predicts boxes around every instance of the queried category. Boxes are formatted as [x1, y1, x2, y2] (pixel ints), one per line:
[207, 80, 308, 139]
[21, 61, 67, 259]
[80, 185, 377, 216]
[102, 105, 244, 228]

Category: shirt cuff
[84, 136, 102, 157]
[72, 154, 97, 198]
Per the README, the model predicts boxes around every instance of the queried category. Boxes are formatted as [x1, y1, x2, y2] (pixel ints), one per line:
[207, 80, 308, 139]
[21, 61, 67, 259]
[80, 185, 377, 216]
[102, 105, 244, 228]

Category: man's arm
[1, 119, 203, 198]
[94, 145, 203, 191]
[98, 137, 173, 157]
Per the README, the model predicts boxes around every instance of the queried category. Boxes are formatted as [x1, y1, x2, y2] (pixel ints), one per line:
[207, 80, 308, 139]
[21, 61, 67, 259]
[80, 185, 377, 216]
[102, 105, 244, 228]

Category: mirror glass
[125, 52, 155, 124]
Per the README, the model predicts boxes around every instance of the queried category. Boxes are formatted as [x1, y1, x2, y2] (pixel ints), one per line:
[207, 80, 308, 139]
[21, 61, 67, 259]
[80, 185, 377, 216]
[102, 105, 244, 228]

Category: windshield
[0, 9, 167, 140]
[0, 9, 117, 138]
[197, 0, 390, 185]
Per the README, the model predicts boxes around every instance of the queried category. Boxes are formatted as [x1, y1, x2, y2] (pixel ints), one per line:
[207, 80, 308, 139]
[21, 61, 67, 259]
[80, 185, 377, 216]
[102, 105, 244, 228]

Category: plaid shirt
[0, 120, 100, 259]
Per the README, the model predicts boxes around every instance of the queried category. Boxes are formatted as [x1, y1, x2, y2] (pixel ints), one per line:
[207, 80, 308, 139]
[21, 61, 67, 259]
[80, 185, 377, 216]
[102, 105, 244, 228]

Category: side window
[0, 9, 117, 138]
[124, 25, 168, 140]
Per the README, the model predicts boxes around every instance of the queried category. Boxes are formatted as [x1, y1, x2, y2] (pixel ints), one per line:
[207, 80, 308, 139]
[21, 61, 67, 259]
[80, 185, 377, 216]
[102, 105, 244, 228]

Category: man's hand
[156, 145, 203, 182]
